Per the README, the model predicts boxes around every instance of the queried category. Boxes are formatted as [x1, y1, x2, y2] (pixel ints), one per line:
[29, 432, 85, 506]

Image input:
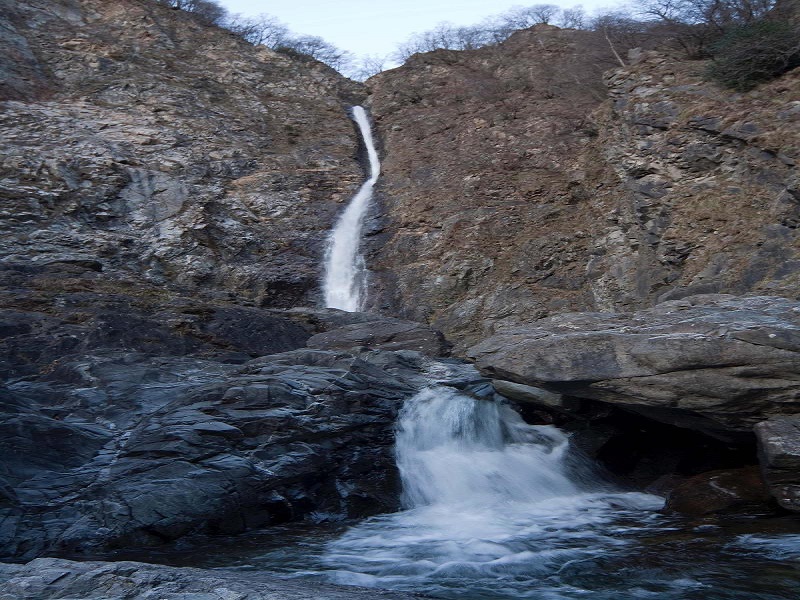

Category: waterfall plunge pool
[103, 387, 800, 599]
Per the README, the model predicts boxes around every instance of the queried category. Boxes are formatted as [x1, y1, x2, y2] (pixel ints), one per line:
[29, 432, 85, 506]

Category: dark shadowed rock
[0, 347, 438, 560]
[468, 295, 800, 438]
[755, 415, 800, 511]
[0, 558, 426, 599]
[664, 466, 772, 515]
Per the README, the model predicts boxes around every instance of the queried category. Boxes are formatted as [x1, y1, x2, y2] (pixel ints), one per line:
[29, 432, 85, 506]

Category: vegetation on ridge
[154, 0, 798, 89]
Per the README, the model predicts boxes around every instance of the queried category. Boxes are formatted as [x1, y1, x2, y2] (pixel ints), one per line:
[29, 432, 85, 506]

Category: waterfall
[323, 106, 380, 311]
[395, 387, 578, 508]
[322, 386, 663, 598]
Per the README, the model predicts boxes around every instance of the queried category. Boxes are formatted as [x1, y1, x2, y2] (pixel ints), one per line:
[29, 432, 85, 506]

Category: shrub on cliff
[706, 20, 800, 90]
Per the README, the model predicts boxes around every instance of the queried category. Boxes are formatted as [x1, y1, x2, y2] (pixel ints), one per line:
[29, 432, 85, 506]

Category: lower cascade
[319, 387, 665, 598]
[323, 105, 381, 311]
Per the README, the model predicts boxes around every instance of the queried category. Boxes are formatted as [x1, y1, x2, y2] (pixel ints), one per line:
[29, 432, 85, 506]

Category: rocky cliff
[2, 0, 800, 589]
[1, 0, 364, 310]
[366, 27, 800, 350]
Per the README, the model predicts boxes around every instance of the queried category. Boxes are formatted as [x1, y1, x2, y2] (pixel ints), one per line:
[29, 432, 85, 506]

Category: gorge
[1, 0, 799, 598]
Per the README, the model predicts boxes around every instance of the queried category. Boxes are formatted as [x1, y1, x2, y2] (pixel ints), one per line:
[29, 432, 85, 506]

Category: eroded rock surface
[307, 315, 451, 356]
[1, 0, 364, 309]
[469, 295, 800, 438]
[0, 345, 438, 560]
[0, 558, 425, 599]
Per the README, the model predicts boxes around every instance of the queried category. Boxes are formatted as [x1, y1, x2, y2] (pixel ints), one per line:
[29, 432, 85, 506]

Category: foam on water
[320, 387, 665, 598]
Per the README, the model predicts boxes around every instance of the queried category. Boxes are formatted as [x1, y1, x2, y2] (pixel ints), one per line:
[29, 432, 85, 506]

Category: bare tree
[225, 13, 289, 47]
[156, 0, 227, 25]
[393, 22, 495, 61]
[349, 54, 390, 81]
[501, 4, 562, 28]
[277, 35, 354, 72]
[558, 6, 588, 29]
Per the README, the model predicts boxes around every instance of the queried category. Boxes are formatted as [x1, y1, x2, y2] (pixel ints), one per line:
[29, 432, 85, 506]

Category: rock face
[0, 341, 440, 560]
[755, 416, 800, 511]
[0, 558, 424, 600]
[366, 31, 800, 349]
[468, 295, 800, 439]
[307, 315, 451, 356]
[365, 26, 620, 346]
[0, 0, 364, 309]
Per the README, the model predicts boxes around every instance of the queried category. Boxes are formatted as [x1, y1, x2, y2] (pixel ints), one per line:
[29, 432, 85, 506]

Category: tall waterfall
[323, 106, 380, 311]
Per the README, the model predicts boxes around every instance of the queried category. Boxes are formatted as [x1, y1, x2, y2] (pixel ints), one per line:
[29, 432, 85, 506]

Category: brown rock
[366, 34, 800, 350]
[664, 466, 772, 515]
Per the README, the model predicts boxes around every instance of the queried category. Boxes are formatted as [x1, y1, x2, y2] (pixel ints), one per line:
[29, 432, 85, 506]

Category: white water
[323, 106, 380, 311]
[321, 387, 664, 598]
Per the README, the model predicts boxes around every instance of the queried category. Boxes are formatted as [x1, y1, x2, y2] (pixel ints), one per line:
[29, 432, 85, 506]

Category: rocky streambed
[2, 293, 800, 599]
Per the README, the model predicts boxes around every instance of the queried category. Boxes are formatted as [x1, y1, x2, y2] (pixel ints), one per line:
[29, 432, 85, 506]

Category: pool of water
[109, 511, 800, 600]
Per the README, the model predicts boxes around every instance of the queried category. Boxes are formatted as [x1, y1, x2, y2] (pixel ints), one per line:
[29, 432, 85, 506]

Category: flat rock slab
[307, 317, 450, 356]
[468, 295, 800, 436]
[0, 558, 427, 599]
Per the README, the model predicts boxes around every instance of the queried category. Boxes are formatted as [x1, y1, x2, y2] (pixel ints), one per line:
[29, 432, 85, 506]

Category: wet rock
[0, 348, 431, 560]
[755, 415, 800, 511]
[664, 466, 773, 515]
[0, 557, 425, 600]
[468, 295, 800, 438]
[491, 379, 578, 412]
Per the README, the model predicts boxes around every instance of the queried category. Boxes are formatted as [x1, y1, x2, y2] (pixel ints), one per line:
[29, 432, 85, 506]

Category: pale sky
[217, 1, 625, 60]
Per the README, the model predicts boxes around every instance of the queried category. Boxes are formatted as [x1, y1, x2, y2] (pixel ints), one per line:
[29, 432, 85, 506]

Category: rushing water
[117, 387, 800, 599]
[323, 106, 380, 311]
[318, 387, 667, 598]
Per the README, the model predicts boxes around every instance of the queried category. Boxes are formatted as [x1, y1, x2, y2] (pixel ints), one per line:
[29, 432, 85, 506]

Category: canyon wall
[366, 26, 800, 350]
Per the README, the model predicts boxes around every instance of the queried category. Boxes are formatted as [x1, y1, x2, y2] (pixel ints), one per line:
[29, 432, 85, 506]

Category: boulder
[468, 295, 800, 438]
[664, 466, 773, 515]
[0, 558, 424, 600]
[755, 415, 800, 511]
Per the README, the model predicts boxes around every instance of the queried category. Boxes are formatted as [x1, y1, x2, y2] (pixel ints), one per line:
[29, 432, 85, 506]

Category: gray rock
[0, 557, 426, 599]
[755, 415, 800, 511]
[0, 347, 430, 560]
[468, 295, 800, 438]
[491, 379, 578, 412]
[306, 317, 450, 356]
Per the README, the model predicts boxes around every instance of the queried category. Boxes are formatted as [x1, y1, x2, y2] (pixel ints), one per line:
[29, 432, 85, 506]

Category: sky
[216, 1, 624, 60]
